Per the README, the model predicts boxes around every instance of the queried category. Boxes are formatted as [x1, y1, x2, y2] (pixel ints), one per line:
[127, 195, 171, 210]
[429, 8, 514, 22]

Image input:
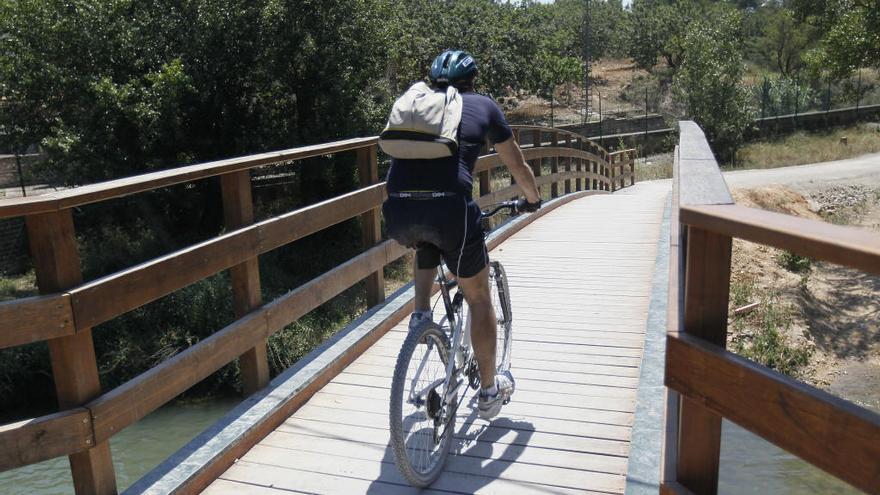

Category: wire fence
[751, 69, 880, 119]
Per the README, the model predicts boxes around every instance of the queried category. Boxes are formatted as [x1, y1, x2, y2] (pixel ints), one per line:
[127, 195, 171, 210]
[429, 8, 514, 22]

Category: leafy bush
[778, 250, 812, 273]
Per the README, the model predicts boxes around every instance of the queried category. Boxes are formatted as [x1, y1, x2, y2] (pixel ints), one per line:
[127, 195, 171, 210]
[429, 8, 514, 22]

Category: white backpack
[378, 82, 463, 159]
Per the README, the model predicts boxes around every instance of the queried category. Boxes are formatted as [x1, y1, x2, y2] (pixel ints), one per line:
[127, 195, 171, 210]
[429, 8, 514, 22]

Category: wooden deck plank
[217, 459, 618, 495]
[238, 445, 626, 493]
[342, 363, 640, 388]
[305, 392, 636, 426]
[203, 183, 669, 494]
[289, 403, 633, 441]
[259, 430, 629, 476]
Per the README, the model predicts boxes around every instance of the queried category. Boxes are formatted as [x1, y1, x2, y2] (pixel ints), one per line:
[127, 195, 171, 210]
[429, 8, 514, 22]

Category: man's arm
[495, 137, 541, 204]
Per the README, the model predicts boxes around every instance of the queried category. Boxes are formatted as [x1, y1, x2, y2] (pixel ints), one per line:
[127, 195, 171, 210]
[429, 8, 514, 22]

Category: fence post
[676, 226, 733, 495]
[793, 72, 800, 131]
[564, 134, 572, 194]
[358, 145, 385, 307]
[645, 86, 649, 154]
[856, 69, 862, 116]
[15, 152, 27, 197]
[550, 131, 559, 198]
[25, 210, 117, 495]
[221, 170, 270, 396]
[630, 150, 636, 186]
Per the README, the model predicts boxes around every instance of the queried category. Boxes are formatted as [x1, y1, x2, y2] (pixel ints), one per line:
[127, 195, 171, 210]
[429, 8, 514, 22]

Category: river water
[1, 374, 874, 494]
[719, 359, 879, 495]
[0, 398, 237, 495]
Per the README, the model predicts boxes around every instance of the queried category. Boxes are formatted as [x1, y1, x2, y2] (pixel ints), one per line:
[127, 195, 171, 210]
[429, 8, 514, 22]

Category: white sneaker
[408, 311, 433, 331]
[478, 370, 515, 419]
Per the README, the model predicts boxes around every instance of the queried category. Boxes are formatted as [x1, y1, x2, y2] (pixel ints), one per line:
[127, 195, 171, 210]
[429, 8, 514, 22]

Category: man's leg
[413, 257, 434, 313]
[457, 265, 497, 390]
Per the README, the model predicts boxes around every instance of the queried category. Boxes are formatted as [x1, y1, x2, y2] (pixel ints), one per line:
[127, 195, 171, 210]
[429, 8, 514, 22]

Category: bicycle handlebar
[481, 198, 539, 219]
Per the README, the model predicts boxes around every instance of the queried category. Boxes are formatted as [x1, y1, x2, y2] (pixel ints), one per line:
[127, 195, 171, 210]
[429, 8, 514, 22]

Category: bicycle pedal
[503, 398, 510, 405]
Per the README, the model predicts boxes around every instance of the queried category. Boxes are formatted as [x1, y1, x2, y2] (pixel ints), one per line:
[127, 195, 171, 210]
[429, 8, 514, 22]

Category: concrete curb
[625, 195, 671, 494]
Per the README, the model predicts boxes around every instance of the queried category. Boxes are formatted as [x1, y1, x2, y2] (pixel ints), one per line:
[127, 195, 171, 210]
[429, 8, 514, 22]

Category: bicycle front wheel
[389, 323, 456, 487]
[489, 260, 513, 373]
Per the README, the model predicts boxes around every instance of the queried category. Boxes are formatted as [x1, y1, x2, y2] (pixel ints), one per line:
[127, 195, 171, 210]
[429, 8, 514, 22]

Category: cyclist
[382, 50, 541, 419]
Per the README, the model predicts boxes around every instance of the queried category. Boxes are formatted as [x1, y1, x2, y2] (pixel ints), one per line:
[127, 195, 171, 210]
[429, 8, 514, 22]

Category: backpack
[378, 82, 463, 160]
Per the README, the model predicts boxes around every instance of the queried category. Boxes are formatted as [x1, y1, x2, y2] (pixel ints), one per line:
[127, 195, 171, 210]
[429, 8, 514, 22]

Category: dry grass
[734, 123, 880, 169]
[635, 153, 673, 181]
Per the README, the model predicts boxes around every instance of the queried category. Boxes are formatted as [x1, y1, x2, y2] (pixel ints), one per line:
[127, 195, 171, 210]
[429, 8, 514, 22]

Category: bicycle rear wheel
[489, 260, 513, 373]
[389, 323, 456, 487]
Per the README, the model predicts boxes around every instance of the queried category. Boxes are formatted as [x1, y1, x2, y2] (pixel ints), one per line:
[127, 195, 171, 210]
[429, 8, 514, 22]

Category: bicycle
[388, 199, 525, 487]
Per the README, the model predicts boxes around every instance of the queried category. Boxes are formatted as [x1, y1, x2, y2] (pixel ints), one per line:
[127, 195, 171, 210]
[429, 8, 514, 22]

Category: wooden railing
[662, 121, 880, 495]
[0, 126, 634, 493]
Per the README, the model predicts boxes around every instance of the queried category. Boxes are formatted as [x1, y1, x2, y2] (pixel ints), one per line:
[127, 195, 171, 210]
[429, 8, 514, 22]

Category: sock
[413, 310, 432, 320]
[481, 384, 498, 397]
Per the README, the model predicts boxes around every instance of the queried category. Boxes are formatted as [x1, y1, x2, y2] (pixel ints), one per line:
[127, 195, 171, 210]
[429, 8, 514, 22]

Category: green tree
[673, 12, 755, 162]
[627, 0, 735, 72]
[740, 3, 820, 78]
[793, 0, 880, 78]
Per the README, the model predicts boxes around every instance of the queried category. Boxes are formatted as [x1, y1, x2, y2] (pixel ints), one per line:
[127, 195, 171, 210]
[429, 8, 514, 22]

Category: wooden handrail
[0, 408, 94, 471]
[0, 124, 634, 488]
[0, 136, 378, 219]
[680, 204, 880, 275]
[69, 183, 386, 330]
[0, 294, 75, 349]
[511, 125, 611, 157]
[666, 120, 880, 495]
[667, 334, 880, 494]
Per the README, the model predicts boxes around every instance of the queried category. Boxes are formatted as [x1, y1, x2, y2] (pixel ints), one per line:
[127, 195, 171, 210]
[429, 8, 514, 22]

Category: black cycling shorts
[382, 196, 488, 278]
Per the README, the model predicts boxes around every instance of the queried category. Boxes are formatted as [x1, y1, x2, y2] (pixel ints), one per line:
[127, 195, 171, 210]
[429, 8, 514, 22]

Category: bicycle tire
[389, 323, 456, 487]
[489, 260, 513, 373]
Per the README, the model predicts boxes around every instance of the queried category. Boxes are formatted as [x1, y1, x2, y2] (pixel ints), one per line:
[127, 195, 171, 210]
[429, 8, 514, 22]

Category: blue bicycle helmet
[429, 50, 478, 86]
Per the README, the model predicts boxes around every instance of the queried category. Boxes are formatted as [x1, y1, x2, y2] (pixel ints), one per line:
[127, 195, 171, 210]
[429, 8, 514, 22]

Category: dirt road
[722, 152, 880, 191]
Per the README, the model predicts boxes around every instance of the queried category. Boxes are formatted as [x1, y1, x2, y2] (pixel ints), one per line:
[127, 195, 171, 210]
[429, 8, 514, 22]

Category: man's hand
[517, 198, 542, 212]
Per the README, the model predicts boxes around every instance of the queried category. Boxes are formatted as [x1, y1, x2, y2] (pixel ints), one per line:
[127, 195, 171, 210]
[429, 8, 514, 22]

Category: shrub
[778, 250, 812, 273]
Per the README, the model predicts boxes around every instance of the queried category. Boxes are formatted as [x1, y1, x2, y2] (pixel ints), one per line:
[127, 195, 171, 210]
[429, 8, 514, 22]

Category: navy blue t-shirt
[385, 92, 513, 199]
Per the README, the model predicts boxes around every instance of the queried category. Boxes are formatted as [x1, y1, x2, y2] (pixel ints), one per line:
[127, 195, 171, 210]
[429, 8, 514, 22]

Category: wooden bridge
[0, 123, 878, 495]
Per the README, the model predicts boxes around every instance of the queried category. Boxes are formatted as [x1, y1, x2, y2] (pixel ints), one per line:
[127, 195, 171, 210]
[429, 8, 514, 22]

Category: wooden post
[564, 135, 572, 194]
[610, 155, 617, 192]
[677, 226, 733, 495]
[511, 129, 520, 186]
[479, 141, 491, 198]
[221, 170, 269, 396]
[531, 130, 542, 197]
[603, 151, 610, 191]
[25, 210, 117, 495]
[575, 138, 583, 191]
[357, 145, 385, 307]
[550, 132, 559, 198]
